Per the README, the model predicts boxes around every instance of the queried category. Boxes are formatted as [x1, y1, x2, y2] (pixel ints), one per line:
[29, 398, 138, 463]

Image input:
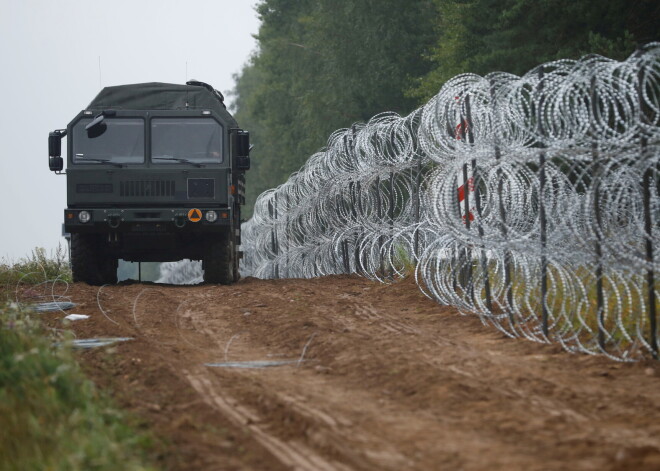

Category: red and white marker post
[454, 98, 475, 224]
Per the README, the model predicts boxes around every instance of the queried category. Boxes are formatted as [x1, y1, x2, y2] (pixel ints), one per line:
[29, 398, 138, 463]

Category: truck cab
[48, 81, 250, 285]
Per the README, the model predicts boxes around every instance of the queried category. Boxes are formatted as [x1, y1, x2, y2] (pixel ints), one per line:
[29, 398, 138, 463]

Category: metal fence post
[273, 193, 279, 279]
[375, 175, 384, 276]
[285, 191, 290, 278]
[466, 94, 493, 313]
[638, 58, 658, 358]
[350, 128, 361, 275]
[388, 171, 395, 280]
[490, 81, 515, 325]
[336, 191, 350, 274]
[354, 181, 362, 275]
[459, 100, 474, 303]
[643, 164, 657, 358]
[268, 197, 279, 279]
[445, 109, 459, 294]
[414, 159, 422, 260]
[590, 75, 606, 351]
[537, 68, 549, 338]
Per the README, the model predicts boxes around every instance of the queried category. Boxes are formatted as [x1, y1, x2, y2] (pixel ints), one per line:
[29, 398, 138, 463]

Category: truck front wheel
[203, 235, 236, 284]
[70, 234, 117, 285]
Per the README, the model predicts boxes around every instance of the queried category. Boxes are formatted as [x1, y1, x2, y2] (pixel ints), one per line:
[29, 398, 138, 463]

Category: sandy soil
[35, 275, 660, 470]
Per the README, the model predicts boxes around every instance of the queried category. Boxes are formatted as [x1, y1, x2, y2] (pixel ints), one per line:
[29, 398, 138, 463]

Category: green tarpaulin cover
[87, 82, 237, 126]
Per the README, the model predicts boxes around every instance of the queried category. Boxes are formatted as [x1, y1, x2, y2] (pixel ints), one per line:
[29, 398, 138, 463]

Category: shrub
[0, 245, 72, 300]
[0, 303, 156, 471]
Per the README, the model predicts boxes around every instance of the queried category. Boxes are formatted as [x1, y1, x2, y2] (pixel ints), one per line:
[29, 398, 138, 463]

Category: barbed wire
[241, 44, 660, 360]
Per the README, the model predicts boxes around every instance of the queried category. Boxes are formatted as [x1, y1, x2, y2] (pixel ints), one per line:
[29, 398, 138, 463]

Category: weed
[0, 245, 72, 300]
[0, 303, 156, 471]
[392, 244, 416, 278]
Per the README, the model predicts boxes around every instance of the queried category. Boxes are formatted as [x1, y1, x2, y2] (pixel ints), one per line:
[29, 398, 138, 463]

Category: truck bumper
[64, 207, 232, 234]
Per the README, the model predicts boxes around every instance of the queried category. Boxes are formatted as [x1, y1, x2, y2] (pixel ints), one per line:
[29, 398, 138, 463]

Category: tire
[233, 239, 241, 282]
[101, 256, 118, 285]
[70, 233, 117, 285]
[203, 235, 236, 284]
[233, 255, 240, 282]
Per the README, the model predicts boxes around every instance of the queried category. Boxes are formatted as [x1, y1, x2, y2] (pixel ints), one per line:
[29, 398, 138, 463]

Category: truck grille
[120, 180, 175, 197]
[76, 183, 113, 194]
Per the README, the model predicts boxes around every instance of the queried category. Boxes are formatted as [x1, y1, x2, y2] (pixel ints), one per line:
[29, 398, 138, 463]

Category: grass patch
[0, 303, 157, 471]
[419, 249, 659, 356]
[477, 259, 659, 355]
[393, 244, 417, 278]
[1, 246, 72, 300]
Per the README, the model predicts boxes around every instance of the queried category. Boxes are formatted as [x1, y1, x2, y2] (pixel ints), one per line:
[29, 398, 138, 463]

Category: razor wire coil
[241, 44, 660, 360]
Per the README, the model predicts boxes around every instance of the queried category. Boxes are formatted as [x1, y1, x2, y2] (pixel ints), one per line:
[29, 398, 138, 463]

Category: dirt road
[40, 275, 660, 470]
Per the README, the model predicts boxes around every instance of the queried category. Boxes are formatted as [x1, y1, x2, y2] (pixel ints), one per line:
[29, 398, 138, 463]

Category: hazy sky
[0, 0, 260, 260]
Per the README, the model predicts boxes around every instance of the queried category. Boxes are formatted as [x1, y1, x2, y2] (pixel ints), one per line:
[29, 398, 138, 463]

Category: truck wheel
[233, 254, 240, 282]
[70, 234, 117, 285]
[101, 256, 118, 285]
[232, 236, 240, 282]
[203, 236, 236, 284]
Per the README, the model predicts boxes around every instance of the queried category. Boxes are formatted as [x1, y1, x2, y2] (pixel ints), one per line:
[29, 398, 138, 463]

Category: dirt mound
[39, 275, 660, 470]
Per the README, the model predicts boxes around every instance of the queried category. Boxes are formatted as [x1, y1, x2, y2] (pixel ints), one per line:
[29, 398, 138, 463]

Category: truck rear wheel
[203, 235, 236, 284]
[70, 234, 117, 285]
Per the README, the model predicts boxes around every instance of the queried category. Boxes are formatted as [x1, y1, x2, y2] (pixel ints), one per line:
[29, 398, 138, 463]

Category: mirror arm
[85, 110, 115, 134]
[85, 114, 105, 130]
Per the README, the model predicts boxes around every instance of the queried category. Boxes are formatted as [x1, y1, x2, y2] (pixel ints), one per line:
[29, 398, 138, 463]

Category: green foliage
[393, 244, 417, 278]
[411, 0, 658, 101]
[479, 262, 658, 351]
[231, 0, 438, 217]
[0, 246, 72, 297]
[232, 1, 658, 216]
[0, 303, 156, 471]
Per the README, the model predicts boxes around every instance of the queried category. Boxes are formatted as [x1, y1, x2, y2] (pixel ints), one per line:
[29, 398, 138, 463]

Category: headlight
[205, 210, 218, 223]
[78, 210, 91, 223]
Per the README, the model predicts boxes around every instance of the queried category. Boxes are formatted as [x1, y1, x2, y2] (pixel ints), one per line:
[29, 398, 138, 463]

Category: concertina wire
[240, 44, 660, 361]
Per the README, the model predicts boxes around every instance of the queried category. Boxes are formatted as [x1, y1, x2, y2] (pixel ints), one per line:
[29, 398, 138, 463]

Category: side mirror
[236, 130, 250, 157]
[232, 130, 251, 171]
[48, 130, 66, 173]
[237, 156, 250, 171]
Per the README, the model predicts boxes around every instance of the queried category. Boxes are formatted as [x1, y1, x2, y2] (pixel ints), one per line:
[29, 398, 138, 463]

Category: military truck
[48, 81, 250, 285]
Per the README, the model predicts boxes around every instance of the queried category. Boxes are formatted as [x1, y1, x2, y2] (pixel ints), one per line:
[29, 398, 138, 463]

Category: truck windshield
[73, 118, 145, 164]
[151, 118, 223, 164]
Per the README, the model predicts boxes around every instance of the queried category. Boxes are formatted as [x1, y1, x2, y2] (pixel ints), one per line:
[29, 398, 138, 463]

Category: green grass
[0, 302, 157, 471]
[0, 246, 72, 299]
[475, 260, 659, 354]
[392, 244, 417, 278]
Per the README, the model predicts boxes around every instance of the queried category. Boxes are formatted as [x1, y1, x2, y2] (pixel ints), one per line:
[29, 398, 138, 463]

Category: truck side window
[73, 118, 145, 164]
[151, 118, 223, 164]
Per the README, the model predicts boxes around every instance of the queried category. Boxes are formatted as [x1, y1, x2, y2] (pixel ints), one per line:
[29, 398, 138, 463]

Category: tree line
[231, 0, 659, 218]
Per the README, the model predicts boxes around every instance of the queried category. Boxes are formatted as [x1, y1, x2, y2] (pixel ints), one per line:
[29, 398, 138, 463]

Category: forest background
[231, 0, 659, 218]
